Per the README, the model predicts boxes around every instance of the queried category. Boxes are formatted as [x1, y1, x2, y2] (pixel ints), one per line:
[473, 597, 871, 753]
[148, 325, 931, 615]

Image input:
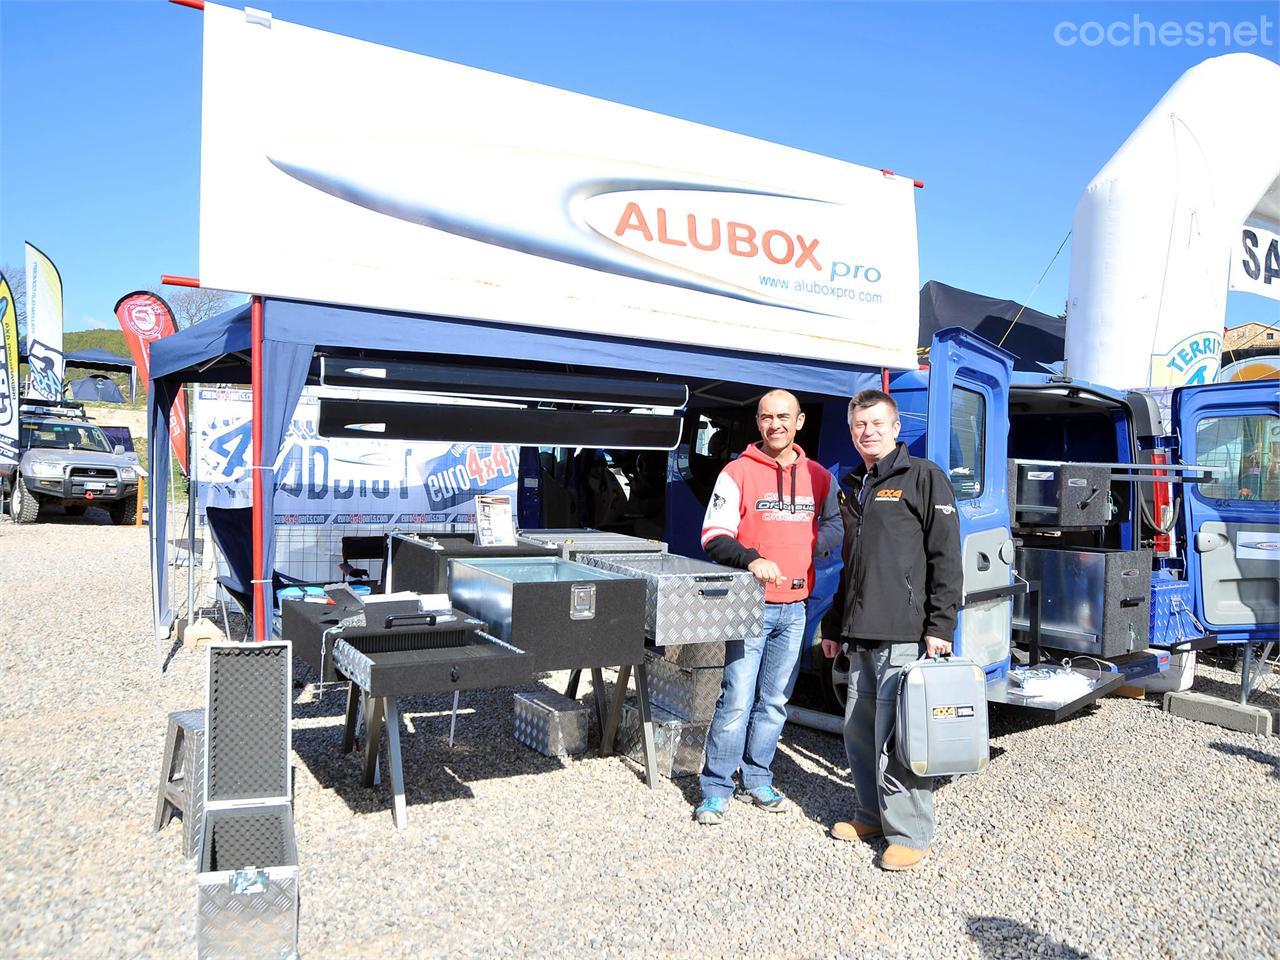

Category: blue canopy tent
[69, 374, 127, 404]
[147, 296, 874, 641]
[65, 348, 137, 401]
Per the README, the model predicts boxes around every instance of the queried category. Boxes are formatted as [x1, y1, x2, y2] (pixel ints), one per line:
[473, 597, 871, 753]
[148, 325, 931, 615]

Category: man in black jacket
[822, 389, 962, 870]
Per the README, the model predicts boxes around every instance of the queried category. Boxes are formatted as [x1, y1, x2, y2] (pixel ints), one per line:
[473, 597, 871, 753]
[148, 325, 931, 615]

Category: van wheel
[109, 499, 138, 526]
[822, 646, 850, 713]
[11, 475, 40, 524]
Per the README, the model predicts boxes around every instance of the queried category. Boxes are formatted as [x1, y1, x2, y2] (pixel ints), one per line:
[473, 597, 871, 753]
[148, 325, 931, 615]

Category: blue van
[517, 328, 1279, 716]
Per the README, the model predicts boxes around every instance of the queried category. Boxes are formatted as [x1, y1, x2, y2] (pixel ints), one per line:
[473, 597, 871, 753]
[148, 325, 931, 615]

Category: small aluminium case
[513, 688, 590, 757]
[196, 641, 298, 960]
[895, 655, 989, 778]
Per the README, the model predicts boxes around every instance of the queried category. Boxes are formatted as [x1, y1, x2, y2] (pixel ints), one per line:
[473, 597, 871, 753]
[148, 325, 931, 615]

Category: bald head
[757, 389, 800, 417]
[755, 389, 805, 461]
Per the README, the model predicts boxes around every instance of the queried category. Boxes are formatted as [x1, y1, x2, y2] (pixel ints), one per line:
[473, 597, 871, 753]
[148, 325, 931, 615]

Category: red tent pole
[251, 295, 266, 641]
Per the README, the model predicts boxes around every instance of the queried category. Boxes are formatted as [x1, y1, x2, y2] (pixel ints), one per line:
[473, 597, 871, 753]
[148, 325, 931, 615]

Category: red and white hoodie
[700, 442, 843, 603]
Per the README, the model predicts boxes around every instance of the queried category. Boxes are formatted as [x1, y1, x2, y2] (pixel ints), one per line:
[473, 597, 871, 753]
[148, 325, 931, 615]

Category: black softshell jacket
[836, 442, 962, 645]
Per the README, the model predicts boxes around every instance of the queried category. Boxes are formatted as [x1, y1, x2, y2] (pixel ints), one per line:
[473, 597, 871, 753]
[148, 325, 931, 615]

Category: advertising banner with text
[23, 242, 64, 401]
[115, 291, 190, 473]
[194, 387, 517, 524]
[199, 2, 919, 370]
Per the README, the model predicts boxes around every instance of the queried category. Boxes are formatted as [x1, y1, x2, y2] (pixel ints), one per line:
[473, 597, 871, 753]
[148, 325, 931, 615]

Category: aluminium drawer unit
[324, 611, 528, 831]
[1012, 546, 1152, 657]
[328, 610, 530, 698]
[385, 533, 561, 595]
[196, 642, 298, 960]
[450, 557, 647, 671]
[582, 552, 763, 647]
[518, 528, 668, 561]
[1009, 459, 1112, 530]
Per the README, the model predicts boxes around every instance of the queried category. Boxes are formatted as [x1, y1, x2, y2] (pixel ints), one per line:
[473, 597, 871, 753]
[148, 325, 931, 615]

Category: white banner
[193, 387, 517, 524]
[24, 242, 64, 401]
[199, 3, 919, 369]
[1230, 223, 1280, 301]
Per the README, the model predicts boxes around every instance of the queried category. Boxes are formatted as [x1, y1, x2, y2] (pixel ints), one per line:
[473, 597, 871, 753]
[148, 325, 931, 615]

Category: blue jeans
[700, 601, 806, 799]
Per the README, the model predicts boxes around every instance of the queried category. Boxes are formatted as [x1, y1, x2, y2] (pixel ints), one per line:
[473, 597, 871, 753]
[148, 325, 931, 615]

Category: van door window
[949, 386, 985, 500]
[1193, 414, 1280, 503]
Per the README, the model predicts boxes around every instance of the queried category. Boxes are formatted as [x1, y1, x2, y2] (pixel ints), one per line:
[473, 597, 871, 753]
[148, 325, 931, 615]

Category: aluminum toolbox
[1149, 570, 1205, 649]
[450, 557, 647, 671]
[513, 688, 590, 757]
[895, 656, 990, 778]
[643, 652, 724, 722]
[385, 532, 560, 595]
[653, 642, 728, 670]
[582, 552, 763, 646]
[518, 528, 668, 560]
[618, 700, 709, 779]
[1009, 459, 1112, 529]
[1012, 546, 1152, 657]
[197, 642, 298, 960]
[329, 610, 530, 698]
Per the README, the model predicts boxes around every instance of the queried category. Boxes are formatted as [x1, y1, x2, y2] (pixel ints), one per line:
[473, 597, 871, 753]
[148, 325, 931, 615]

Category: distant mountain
[64, 329, 128, 356]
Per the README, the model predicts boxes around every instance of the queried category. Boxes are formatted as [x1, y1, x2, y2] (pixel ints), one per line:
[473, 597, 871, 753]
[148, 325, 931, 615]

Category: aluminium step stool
[154, 707, 206, 858]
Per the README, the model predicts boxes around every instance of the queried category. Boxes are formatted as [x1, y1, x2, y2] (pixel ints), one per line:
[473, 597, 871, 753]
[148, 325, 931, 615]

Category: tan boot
[880, 844, 930, 870]
[831, 820, 882, 843]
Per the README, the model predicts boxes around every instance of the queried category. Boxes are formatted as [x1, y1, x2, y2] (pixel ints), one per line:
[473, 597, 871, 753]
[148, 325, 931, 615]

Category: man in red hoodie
[694, 389, 843, 824]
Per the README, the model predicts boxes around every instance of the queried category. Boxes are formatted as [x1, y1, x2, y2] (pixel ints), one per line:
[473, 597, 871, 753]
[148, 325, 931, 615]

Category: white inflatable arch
[1065, 53, 1280, 388]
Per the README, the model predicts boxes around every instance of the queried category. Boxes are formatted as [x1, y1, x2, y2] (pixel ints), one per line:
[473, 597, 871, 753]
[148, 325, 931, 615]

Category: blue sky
[1, 0, 1277, 335]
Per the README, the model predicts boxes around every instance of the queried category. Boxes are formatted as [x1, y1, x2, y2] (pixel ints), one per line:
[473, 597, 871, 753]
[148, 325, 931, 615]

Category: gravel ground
[0, 519, 1277, 959]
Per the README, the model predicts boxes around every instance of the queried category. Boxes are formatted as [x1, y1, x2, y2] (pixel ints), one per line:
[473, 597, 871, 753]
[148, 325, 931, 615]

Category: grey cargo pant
[842, 640, 934, 851]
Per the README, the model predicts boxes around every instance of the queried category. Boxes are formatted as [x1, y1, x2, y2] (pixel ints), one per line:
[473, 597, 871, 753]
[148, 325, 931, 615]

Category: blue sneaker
[740, 784, 790, 812]
[694, 796, 729, 825]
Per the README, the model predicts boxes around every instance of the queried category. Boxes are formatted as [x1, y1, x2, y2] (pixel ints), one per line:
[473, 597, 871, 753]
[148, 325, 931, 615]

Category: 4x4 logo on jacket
[874, 489, 903, 502]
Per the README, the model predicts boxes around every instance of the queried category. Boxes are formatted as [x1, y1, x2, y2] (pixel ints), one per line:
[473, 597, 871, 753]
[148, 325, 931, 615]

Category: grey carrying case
[895, 655, 989, 778]
[196, 641, 299, 960]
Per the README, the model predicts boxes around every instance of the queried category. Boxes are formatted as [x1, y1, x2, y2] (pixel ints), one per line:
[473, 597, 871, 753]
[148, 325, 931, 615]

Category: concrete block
[1163, 690, 1274, 737]
[182, 617, 225, 648]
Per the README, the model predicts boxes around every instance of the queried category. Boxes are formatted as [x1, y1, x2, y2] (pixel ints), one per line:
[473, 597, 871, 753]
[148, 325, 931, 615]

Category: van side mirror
[113, 444, 125, 456]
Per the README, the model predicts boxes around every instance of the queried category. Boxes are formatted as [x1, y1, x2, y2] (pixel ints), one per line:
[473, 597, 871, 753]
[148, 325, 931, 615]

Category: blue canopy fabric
[148, 297, 875, 639]
[66, 348, 135, 370]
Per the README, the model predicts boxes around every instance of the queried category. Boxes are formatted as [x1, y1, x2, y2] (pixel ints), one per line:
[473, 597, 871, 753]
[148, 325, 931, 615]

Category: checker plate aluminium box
[518, 528, 668, 561]
[653, 642, 727, 670]
[197, 642, 298, 960]
[513, 689, 590, 757]
[583, 553, 764, 646]
[1149, 570, 1204, 649]
[619, 700, 710, 779]
[644, 653, 724, 722]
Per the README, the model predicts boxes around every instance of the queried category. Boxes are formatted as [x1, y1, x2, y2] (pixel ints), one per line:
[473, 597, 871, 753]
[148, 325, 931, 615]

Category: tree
[153, 283, 234, 330]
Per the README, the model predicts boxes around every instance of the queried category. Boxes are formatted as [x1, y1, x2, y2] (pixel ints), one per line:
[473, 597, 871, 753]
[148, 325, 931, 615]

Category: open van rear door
[926, 328, 1016, 678]
[1174, 380, 1280, 644]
